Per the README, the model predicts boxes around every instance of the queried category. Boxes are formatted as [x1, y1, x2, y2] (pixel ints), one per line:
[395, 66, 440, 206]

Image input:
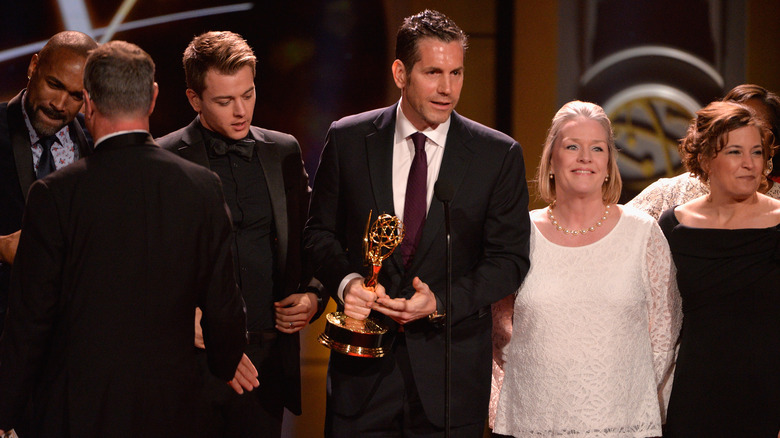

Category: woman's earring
[549, 172, 554, 180]
[604, 174, 610, 182]
[767, 158, 774, 174]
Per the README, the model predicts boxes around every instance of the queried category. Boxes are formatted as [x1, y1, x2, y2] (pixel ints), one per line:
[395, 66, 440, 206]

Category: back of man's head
[182, 31, 256, 96]
[84, 41, 156, 117]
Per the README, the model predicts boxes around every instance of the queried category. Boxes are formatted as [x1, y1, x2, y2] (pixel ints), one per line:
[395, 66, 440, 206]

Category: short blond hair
[536, 101, 621, 204]
[183, 31, 256, 96]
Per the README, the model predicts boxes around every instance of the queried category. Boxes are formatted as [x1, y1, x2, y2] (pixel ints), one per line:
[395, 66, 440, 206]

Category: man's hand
[274, 292, 318, 333]
[374, 277, 437, 325]
[194, 307, 205, 349]
[0, 230, 21, 264]
[343, 277, 382, 320]
[227, 353, 259, 394]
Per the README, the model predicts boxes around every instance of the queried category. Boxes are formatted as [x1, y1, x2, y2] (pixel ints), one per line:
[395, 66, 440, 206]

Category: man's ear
[186, 88, 202, 113]
[391, 59, 406, 90]
[147, 82, 159, 116]
[83, 90, 93, 121]
[27, 53, 39, 81]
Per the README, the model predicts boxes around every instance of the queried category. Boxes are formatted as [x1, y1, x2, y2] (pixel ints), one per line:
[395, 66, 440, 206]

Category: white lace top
[493, 206, 682, 438]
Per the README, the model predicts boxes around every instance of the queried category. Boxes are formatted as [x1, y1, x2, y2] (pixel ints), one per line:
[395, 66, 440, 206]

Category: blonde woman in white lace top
[492, 101, 682, 438]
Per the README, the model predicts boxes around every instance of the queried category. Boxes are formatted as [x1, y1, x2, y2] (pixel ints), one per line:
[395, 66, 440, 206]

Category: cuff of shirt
[338, 273, 364, 304]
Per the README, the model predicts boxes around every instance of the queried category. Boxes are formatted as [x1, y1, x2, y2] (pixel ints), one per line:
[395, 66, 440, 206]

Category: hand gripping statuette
[318, 211, 404, 357]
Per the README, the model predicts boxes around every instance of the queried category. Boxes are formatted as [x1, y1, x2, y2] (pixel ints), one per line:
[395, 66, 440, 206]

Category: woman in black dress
[659, 100, 780, 437]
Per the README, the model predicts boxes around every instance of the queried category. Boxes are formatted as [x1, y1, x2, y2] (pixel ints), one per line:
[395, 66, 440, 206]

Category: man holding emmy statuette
[303, 10, 530, 437]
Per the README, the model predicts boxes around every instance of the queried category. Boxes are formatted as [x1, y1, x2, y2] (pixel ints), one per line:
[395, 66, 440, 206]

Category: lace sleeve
[627, 179, 673, 220]
[488, 293, 515, 429]
[644, 221, 682, 420]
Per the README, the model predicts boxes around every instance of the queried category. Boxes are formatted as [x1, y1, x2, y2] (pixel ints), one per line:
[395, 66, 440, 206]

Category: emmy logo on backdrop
[318, 211, 404, 358]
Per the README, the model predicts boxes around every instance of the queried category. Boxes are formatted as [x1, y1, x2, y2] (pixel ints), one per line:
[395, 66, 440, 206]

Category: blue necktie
[400, 132, 428, 268]
[36, 136, 57, 179]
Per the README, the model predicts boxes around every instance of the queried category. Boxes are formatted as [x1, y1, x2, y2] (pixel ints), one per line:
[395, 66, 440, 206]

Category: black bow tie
[207, 136, 256, 161]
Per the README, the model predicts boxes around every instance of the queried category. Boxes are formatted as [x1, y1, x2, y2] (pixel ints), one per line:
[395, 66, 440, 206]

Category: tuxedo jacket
[0, 91, 92, 333]
[0, 132, 247, 437]
[304, 104, 531, 427]
[157, 118, 318, 414]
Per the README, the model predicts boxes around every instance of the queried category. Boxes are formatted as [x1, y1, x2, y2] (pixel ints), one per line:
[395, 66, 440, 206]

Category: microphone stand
[435, 181, 453, 438]
[443, 198, 451, 438]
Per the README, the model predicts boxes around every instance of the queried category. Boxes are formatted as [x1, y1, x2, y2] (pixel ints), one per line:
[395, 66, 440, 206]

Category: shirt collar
[94, 130, 149, 149]
[395, 99, 450, 147]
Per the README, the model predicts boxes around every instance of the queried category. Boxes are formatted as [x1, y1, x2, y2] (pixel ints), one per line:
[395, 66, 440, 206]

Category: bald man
[0, 31, 97, 334]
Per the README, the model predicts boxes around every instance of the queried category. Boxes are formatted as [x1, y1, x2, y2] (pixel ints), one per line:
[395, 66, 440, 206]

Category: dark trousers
[197, 331, 284, 438]
[325, 333, 485, 438]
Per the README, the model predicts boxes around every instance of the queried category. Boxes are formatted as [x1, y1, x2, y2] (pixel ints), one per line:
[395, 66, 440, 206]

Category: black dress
[659, 208, 780, 437]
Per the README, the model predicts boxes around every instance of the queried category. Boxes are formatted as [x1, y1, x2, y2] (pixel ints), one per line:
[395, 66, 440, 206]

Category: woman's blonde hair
[536, 100, 622, 204]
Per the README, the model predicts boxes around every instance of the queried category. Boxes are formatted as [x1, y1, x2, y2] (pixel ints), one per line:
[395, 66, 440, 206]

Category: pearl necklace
[547, 202, 611, 236]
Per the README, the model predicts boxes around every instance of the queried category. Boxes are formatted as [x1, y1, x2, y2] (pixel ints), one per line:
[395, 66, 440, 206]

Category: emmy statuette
[318, 211, 404, 358]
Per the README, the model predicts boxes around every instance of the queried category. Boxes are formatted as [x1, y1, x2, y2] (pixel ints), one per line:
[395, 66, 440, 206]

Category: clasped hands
[343, 276, 436, 325]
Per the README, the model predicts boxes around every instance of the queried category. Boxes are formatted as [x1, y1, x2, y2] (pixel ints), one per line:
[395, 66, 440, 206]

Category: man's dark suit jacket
[157, 118, 318, 415]
[0, 90, 92, 334]
[0, 132, 247, 437]
[304, 104, 531, 428]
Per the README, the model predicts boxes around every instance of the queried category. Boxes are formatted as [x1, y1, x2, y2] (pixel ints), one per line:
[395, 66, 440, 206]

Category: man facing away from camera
[0, 40, 253, 438]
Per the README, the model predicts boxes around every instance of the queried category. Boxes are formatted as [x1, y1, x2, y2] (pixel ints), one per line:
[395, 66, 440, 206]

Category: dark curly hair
[680, 101, 775, 189]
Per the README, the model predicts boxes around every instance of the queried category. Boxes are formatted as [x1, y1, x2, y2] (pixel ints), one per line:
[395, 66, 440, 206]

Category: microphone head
[434, 180, 455, 202]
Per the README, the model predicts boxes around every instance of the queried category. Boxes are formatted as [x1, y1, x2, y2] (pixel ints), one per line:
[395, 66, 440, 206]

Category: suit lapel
[252, 127, 289, 277]
[407, 112, 473, 273]
[7, 93, 34, 201]
[366, 106, 404, 271]
[366, 106, 397, 217]
[173, 119, 211, 168]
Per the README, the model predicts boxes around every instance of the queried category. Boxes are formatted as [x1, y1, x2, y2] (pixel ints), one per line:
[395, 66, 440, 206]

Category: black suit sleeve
[288, 138, 330, 320]
[0, 181, 64, 429]
[196, 175, 247, 381]
[302, 124, 354, 302]
[446, 141, 530, 323]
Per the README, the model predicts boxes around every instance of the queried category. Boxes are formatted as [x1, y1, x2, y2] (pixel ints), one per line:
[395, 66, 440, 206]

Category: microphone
[434, 180, 455, 204]
[434, 180, 453, 437]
